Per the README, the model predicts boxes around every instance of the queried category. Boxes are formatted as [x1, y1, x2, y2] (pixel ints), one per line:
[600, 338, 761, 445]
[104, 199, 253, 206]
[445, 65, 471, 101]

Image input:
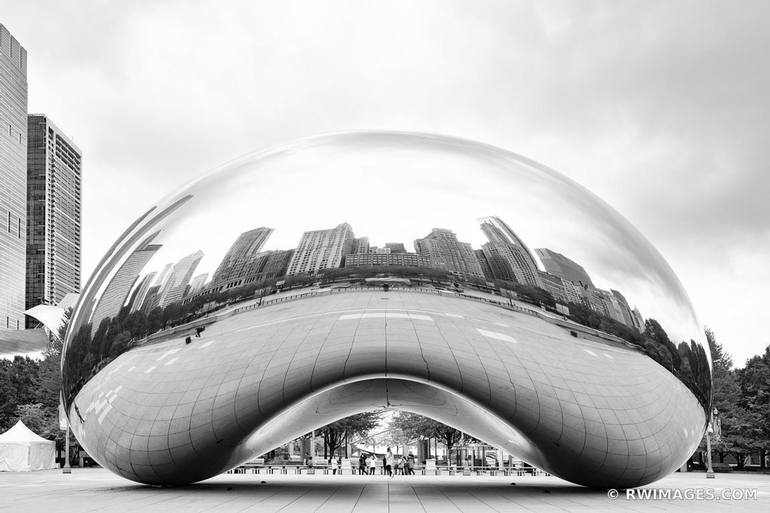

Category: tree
[14, 403, 58, 439]
[318, 412, 381, 459]
[0, 356, 41, 431]
[699, 328, 747, 463]
[495, 280, 555, 308]
[737, 345, 770, 468]
[36, 310, 70, 412]
[391, 412, 477, 464]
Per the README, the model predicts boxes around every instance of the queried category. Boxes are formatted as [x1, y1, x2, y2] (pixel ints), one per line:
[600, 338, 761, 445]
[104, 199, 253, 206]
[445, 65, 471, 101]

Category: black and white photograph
[0, 1, 768, 511]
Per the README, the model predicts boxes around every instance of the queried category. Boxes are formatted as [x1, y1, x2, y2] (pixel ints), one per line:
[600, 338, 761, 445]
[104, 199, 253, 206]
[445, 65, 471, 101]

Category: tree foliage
[0, 309, 74, 448]
[317, 412, 381, 458]
[699, 329, 769, 468]
[390, 412, 479, 463]
[736, 345, 770, 467]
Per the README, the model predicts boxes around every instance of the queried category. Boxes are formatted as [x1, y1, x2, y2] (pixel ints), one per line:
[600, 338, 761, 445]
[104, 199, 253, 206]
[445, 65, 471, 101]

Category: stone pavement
[1, 470, 769, 512]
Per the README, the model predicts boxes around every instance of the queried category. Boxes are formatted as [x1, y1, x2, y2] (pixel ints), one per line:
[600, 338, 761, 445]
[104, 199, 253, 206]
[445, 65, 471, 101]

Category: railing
[226, 464, 551, 477]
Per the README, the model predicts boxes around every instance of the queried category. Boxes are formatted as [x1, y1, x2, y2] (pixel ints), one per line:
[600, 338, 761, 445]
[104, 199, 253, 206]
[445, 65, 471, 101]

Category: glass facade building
[0, 24, 28, 331]
[25, 114, 82, 325]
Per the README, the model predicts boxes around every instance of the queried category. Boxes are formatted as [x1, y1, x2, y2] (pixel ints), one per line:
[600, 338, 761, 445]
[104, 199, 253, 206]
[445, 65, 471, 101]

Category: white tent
[0, 420, 56, 471]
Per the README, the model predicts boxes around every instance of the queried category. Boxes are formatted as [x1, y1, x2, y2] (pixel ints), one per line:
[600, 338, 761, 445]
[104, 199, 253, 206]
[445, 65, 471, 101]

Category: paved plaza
[1, 469, 768, 512]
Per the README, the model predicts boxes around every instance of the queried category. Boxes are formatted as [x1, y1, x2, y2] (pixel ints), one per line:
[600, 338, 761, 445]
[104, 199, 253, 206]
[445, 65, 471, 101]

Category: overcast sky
[3, 0, 768, 365]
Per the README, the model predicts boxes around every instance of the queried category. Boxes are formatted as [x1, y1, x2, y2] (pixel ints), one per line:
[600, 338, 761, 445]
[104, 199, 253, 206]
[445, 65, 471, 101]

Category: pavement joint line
[408, 483, 428, 513]
[276, 485, 313, 512]
[350, 481, 367, 513]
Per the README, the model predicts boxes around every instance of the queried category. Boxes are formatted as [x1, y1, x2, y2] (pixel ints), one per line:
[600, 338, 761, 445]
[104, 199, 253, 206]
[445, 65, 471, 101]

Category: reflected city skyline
[66, 211, 710, 414]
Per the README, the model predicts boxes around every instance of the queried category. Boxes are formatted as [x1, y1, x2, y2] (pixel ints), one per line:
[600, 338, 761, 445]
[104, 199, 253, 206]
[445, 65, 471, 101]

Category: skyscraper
[534, 248, 594, 287]
[414, 228, 484, 280]
[343, 237, 369, 256]
[287, 223, 353, 275]
[25, 115, 82, 326]
[344, 252, 430, 268]
[90, 238, 161, 332]
[128, 271, 156, 313]
[479, 217, 542, 287]
[480, 242, 520, 282]
[384, 242, 406, 254]
[474, 249, 495, 281]
[188, 273, 209, 295]
[611, 289, 636, 329]
[211, 227, 273, 285]
[157, 250, 204, 308]
[0, 24, 28, 331]
[142, 263, 173, 313]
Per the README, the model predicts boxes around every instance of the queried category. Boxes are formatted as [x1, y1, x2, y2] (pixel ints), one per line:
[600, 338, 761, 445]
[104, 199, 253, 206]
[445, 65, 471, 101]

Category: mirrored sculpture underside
[69, 290, 705, 488]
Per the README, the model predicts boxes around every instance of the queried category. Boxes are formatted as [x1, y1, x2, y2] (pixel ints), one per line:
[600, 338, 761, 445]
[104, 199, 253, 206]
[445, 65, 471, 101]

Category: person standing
[368, 454, 376, 475]
[359, 453, 367, 475]
[330, 456, 338, 475]
[407, 452, 415, 475]
[385, 448, 394, 477]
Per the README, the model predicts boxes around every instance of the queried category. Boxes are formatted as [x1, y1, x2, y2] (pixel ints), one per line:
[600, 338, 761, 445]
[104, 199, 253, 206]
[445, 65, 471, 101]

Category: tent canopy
[0, 420, 52, 444]
[0, 420, 57, 472]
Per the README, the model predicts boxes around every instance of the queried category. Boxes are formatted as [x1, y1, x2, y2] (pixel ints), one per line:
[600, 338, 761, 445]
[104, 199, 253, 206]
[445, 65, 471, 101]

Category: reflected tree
[317, 412, 381, 459]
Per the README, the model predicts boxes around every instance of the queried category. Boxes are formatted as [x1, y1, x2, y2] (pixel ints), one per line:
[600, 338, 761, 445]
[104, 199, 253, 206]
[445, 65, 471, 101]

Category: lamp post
[62, 425, 71, 474]
[705, 407, 718, 479]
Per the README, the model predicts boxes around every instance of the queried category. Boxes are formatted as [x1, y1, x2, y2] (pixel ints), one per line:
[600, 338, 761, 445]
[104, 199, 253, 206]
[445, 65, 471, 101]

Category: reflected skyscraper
[287, 223, 353, 275]
[344, 252, 430, 268]
[207, 250, 293, 294]
[385, 242, 406, 254]
[157, 250, 204, 308]
[474, 249, 495, 281]
[0, 24, 28, 331]
[128, 271, 156, 313]
[535, 248, 594, 287]
[414, 228, 483, 280]
[211, 227, 273, 286]
[479, 217, 542, 287]
[142, 263, 172, 313]
[25, 115, 82, 326]
[537, 271, 571, 303]
[89, 236, 161, 332]
[611, 289, 637, 329]
[343, 237, 369, 256]
[188, 273, 209, 295]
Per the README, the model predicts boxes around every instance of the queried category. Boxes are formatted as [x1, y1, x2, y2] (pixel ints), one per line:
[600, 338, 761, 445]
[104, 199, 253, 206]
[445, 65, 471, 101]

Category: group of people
[358, 448, 416, 476]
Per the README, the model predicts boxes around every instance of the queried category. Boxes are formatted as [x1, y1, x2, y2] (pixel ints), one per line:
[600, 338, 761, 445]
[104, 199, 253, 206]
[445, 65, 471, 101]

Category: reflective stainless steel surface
[62, 131, 710, 488]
